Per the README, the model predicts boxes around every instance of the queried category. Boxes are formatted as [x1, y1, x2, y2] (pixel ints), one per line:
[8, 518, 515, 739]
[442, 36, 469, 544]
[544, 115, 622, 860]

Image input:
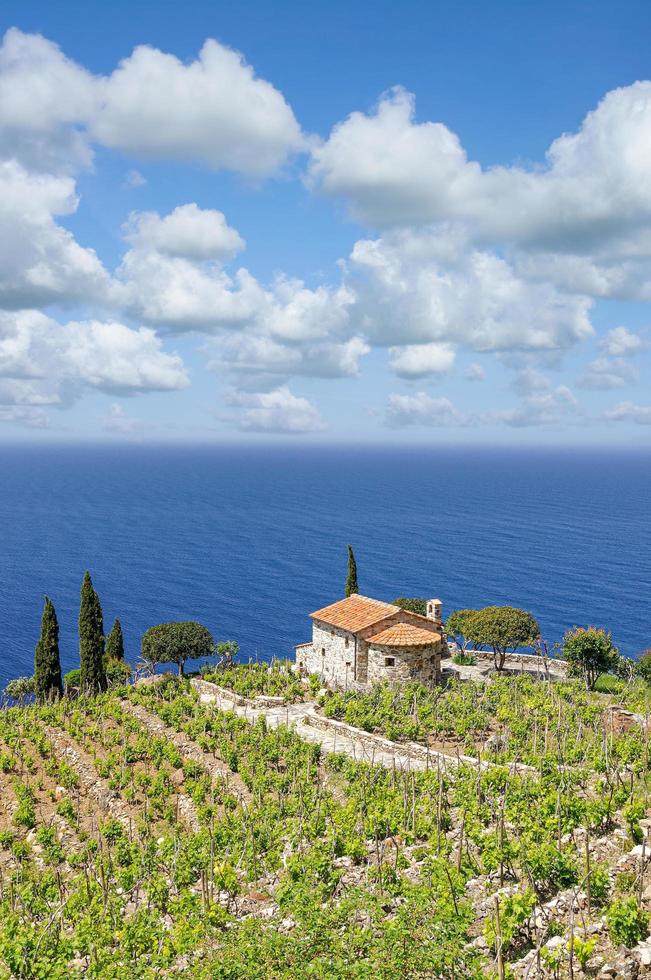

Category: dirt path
[190, 681, 436, 773]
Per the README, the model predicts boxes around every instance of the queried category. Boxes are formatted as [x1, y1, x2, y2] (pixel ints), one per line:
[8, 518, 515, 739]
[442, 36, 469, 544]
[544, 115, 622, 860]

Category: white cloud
[604, 401, 651, 425]
[124, 204, 244, 261]
[92, 39, 305, 177]
[210, 333, 369, 380]
[389, 342, 455, 378]
[0, 160, 113, 310]
[0, 404, 48, 428]
[464, 363, 485, 381]
[0, 311, 189, 404]
[119, 251, 265, 332]
[0, 30, 305, 179]
[386, 392, 467, 427]
[577, 356, 638, 390]
[487, 386, 578, 428]
[101, 402, 153, 437]
[348, 229, 594, 351]
[309, 81, 651, 252]
[599, 326, 647, 356]
[309, 87, 477, 226]
[0, 29, 97, 173]
[229, 385, 327, 433]
[124, 169, 146, 188]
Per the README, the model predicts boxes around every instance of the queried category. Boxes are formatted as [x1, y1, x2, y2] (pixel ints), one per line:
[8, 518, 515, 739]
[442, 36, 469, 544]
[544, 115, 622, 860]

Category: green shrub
[453, 652, 476, 666]
[393, 597, 428, 616]
[606, 896, 649, 947]
[64, 668, 81, 691]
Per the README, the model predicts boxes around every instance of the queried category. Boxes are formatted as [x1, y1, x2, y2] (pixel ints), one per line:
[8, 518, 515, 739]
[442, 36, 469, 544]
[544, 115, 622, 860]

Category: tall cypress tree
[345, 544, 359, 597]
[79, 571, 107, 695]
[34, 596, 63, 703]
[105, 618, 125, 661]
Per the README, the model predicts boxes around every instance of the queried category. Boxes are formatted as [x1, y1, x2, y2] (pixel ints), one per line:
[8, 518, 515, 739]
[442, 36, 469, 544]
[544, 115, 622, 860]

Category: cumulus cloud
[0, 30, 305, 179]
[123, 204, 245, 261]
[209, 333, 369, 381]
[0, 310, 189, 406]
[228, 386, 327, 433]
[93, 39, 304, 177]
[599, 326, 647, 356]
[389, 342, 455, 378]
[386, 392, 467, 427]
[487, 386, 578, 428]
[348, 229, 594, 351]
[577, 356, 638, 390]
[0, 28, 97, 173]
[309, 82, 651, 249]
[0, 161, 113, 310]
[604, 401, 651, 424]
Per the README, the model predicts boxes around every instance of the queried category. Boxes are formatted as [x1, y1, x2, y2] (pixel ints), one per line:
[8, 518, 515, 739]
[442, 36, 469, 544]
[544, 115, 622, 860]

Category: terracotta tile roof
[310, 594, 401, 633]
[366, 622, 441, 647]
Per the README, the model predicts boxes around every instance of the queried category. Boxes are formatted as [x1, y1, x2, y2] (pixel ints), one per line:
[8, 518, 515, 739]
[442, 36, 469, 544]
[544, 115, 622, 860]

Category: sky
[1, 0, 651, 445]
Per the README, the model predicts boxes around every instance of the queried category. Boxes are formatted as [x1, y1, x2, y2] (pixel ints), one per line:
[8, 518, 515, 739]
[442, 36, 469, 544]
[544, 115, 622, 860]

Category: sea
[0, 444, 649, 690]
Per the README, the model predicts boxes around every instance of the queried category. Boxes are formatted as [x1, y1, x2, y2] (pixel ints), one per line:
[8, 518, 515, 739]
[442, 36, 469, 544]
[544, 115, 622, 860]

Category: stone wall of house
[305, 621, 357, 687]
[367, 642, 441, 685]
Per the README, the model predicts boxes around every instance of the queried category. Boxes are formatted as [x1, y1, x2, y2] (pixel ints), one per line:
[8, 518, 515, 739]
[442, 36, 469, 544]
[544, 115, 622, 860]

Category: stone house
[295, 593, 446, 689]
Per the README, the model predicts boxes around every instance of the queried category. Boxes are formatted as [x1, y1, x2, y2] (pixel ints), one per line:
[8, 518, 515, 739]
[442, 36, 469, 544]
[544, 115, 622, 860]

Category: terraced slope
[0, 673, 648, 978]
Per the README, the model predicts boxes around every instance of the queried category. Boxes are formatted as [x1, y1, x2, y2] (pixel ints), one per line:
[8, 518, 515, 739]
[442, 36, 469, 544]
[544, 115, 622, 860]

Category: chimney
[427, 598, 443, 624]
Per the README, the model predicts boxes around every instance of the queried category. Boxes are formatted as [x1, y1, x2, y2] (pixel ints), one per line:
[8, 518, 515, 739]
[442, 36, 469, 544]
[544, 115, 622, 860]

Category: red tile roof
[366, 622, 441, 647]
[310, 594, 400, 633]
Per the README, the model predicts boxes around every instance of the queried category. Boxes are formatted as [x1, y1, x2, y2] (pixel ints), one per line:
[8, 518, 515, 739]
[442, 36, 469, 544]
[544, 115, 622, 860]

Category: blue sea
[0, 445, 649, 690]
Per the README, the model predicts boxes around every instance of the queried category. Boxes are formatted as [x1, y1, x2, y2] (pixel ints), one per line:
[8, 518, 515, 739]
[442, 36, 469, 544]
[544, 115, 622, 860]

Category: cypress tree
[105, 618, 125, 661]
[34, 596, 63, 703]
[79, 571, 107, 695]
[345, 544, 359, 597]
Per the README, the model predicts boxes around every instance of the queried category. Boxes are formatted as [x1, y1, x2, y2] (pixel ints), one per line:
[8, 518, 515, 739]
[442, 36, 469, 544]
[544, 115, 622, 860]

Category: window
[321, 648, 326, 656]
[384, 657, 395, 667]
[345, 636, 349, 648]
[345, 661, 351, 668]
[298, 661, 303, 669]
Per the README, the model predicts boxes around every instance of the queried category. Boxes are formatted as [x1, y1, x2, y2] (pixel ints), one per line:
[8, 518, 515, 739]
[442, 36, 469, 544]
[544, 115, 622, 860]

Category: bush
[564, 627, 618, 690]
[106, 658, 132, 688]
[3, 676, 35, 704]
[393, 597, 428, 616]
[636, 649, 651, 684]
[606, 896, 649, 947]
[64, 668, 81, 692]
[453, 652, 476, 666]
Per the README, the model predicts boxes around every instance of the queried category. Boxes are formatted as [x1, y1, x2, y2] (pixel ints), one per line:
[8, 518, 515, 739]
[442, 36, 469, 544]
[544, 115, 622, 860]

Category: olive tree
[563, 627, 618, 690]
[445, 609, 478, 654]
[141, 621, 214, 676]
[464, 606, 540, 671]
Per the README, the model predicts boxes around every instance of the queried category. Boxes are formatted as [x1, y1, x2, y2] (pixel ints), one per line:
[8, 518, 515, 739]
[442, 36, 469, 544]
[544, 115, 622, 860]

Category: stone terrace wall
[468, 651, 568, 675]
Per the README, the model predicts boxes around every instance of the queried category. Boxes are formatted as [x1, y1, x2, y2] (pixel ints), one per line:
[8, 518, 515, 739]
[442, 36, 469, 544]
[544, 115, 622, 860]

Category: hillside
[0, 667, 650, 978]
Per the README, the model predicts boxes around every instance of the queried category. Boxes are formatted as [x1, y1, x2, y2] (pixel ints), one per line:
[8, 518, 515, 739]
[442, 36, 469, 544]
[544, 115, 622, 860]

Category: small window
[298, 661, 304, 669]
[345, 636, 349, 647]
[345, 661, 351, 668]
[385, 657, 395, 667]
[321, 647, 326, 656]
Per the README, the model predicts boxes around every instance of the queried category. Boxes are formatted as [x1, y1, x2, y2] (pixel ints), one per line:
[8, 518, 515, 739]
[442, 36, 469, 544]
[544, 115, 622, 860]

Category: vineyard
[0, 670, 649, 978]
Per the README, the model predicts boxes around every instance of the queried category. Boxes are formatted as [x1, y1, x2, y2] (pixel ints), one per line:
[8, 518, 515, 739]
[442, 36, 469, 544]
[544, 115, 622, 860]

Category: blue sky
[1, 0, 651, 444]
